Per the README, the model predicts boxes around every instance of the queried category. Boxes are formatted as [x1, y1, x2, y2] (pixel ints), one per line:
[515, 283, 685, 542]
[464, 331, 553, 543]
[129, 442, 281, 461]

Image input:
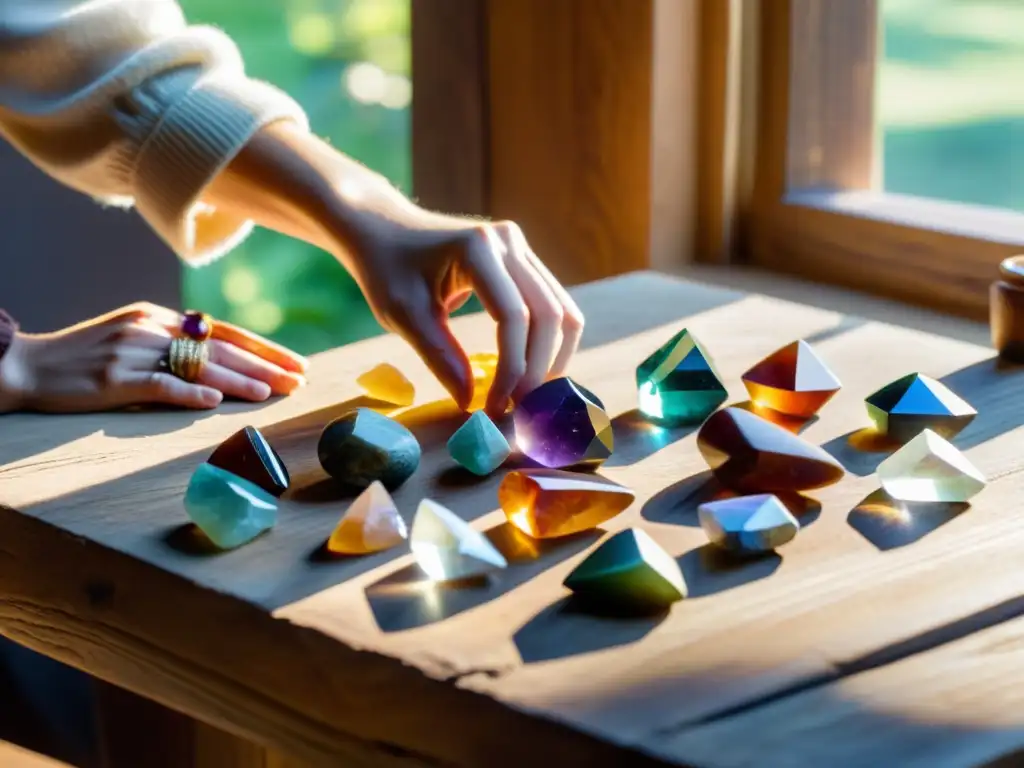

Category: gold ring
[168, 338, 209, 382]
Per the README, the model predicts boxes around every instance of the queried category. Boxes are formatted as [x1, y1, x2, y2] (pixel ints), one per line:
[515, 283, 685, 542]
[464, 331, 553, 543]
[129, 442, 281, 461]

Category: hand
[202, 122, 585, 418]
[344, 211, 585, 416]
[0, 303, 307, 414]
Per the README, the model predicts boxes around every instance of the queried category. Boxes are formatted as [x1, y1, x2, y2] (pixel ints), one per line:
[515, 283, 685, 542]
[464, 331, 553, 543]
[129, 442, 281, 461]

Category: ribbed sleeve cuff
[132, 74, 309, 266]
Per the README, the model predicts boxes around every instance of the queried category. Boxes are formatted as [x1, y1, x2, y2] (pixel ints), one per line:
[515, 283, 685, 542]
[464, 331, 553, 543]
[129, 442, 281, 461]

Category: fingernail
[253, 382, 272, 400]
[202, 388, 223, 407]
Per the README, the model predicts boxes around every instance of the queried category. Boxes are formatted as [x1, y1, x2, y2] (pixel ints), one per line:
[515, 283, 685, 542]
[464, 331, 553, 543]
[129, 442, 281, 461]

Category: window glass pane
[179, 0, 410, 354]
[879, 0, 1023, 211]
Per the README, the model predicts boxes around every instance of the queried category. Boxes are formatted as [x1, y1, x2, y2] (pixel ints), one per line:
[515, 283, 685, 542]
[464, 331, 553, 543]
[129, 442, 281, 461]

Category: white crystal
[410, 499, 508, 581]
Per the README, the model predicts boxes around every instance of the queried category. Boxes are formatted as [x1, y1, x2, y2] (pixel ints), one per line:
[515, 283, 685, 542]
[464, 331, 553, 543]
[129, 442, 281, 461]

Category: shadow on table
[366, 523, 602, 633]
[941, 357, 1024, 451]
[679, 545, 782, 598]
[603, 409, 698, 468]
[512, 596, 668, 663]
[822, 428, 900, 477]
[640, 472, 717, 526]
[847, 488, 969, 551]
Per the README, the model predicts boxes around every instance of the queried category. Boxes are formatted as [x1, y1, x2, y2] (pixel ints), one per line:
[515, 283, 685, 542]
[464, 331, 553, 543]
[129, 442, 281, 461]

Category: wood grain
[487, 0, 657, 284]
[411, 0, 489, 216]
[0, 742, 73, 768]
[1, 272, 1023, 766]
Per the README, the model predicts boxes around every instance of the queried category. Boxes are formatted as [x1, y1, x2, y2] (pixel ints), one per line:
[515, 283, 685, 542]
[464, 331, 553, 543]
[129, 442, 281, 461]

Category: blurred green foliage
[180, 0, 1021, 357]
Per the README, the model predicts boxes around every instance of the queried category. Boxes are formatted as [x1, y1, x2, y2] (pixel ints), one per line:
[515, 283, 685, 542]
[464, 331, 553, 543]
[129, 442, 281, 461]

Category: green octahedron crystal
[184, 463, 278, 550]
[636, 329, 728, 426]
[564, 528, 687, 613]
[447, 411, 511, 476]
[865, 373, 976, 442]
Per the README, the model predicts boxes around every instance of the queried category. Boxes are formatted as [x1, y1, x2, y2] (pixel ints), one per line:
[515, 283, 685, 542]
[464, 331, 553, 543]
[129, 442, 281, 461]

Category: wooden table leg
[93, 681, 307, 768]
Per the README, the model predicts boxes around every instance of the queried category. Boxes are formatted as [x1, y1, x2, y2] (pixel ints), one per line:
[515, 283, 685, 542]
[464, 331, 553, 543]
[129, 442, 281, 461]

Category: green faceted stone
[184, 464, 278, 550]
[636, 328, 728, 425]
[447, 411, 511, 476]
[865, 373, 976, 442]
[564, 528, 687, 612]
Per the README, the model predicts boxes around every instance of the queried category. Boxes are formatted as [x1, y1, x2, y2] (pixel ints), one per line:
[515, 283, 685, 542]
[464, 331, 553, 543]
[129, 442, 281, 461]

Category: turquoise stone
[318, 408, 421, 490]
[564, 528, 686, 612]
[447, 411, 511, 475]
[636, 328, 728, 426]
[184, 464, 278, 549]
[698, 494, 799, 554]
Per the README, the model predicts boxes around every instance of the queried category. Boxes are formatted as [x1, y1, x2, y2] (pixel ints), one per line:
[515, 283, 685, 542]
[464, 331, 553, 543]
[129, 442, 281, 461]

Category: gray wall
[0, 142, 181, 332]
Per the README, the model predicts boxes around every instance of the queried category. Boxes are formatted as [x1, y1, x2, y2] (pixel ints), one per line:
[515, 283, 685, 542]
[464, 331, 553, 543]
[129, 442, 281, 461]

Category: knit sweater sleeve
[0, 0, 309, 265]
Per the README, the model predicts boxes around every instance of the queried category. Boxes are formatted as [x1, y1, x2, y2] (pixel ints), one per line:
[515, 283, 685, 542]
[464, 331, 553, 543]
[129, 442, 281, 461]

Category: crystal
[742, 340, 841, 418]
[636, 328, 727, 425]
[564, 528, 686, 612]
[356, 363, 415, 407]
[877, 428, 986, 503]
[697, 406, 845, 492]
[318, 408, 421, 490]
[498, 469, 634, 539]
[207, 426, 289, 497]
[469, 353, 499, 411]
[182, 310, 212, 341]
[865, 373, 976, 442]
[410, 498, 508, 581]
[698, 494, 799, 554]
[513, 377, 613, 469]
[184, 463, 277, 549]
[327, 481, 408, 555]
[447, 411, 511, 476]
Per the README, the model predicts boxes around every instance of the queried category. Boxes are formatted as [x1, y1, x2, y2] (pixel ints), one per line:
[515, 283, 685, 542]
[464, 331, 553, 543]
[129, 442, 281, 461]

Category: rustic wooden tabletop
[1, 271, 1022, 768]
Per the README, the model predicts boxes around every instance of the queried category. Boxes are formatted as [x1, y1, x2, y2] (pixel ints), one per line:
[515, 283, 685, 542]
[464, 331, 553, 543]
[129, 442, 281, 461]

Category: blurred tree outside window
[179, 0, 411, 355]
[879, 0, 1023, 211]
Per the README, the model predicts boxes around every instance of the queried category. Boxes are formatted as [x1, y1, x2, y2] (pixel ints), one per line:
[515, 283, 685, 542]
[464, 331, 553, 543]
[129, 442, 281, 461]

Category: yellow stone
[327, 481, 408, 554]
[877, 429, 986, 503]
[469, 353, 499, 411]
[357, 363, 415, 407]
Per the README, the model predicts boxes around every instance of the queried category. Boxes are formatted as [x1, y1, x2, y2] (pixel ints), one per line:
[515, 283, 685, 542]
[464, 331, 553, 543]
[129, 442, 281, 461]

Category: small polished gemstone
[318, 408, 421, 490]
[865, 373, 976, 442]
[356, 363, 415, 407]
[207, 426, 289, 497]
[184, 463, 277, 549]
[498, 469, 635, 538]
[742, 340, 841, 418]
[636, 328, 727, 425]
[327, 481, 408, 555]
[877, 428, 986, 503]
[447, 411, 511, 475]
[697, 406, 845, 492]
[513, 377, 613, 469]
[698, 494, 799, 554]
[181, 310, 212, 341]
[564, 528, 686, 612]
[469, 353, 499, 411]
[410, 498, 508, 581]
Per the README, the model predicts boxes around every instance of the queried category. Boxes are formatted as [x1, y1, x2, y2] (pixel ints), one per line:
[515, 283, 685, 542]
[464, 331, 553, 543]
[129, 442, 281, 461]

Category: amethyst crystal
[513, 378, 613, 469]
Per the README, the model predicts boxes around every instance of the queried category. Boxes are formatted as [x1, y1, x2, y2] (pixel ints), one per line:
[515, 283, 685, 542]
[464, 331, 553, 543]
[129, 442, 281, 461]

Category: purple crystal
[513, 378, 613, 469]
[182, 311, 212, 341]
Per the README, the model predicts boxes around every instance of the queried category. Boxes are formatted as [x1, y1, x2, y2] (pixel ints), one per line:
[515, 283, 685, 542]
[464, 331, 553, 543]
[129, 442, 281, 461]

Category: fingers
[387, 283, 473, 410]
[493, 223, 564, 402]
[523, 248, 585, 376]
[118, 371, 223, 410]
[209, 340, 305, 396]
[461, 227, 529, 416]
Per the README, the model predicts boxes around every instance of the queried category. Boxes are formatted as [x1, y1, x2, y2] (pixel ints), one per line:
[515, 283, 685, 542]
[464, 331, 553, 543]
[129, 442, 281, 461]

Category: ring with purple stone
[180, 310, 213, 342]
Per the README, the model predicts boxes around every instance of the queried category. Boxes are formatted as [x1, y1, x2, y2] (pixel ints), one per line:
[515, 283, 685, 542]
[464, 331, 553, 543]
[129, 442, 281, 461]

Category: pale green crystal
[447, 411, 511, 476]
[877, 428, 986, 503]
[184, 463, 278, 549]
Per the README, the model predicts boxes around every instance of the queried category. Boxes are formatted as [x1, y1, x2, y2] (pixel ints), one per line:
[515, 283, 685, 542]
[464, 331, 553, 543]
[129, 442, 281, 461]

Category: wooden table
[2, 271, 1024, 768]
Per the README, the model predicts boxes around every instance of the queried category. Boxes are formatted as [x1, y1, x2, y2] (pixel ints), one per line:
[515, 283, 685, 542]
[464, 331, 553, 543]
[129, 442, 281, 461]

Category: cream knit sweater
[0, 0, 309, 264]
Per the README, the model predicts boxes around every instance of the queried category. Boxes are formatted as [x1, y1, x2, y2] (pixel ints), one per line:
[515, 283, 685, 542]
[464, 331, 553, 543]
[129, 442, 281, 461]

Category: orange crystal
[741, 340, 841, 418]
[498, 469, 635, 539]
[327, 481, 408, 554]
[697, 407, 845, 493]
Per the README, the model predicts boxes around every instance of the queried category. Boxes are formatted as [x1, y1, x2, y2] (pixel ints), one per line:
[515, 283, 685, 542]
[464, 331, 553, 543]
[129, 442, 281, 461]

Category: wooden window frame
[411, 0, 1024, 320]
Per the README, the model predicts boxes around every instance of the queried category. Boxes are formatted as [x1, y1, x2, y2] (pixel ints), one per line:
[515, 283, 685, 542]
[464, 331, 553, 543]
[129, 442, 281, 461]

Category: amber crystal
[207, 426, 289, 497]
[357, 363, 415, 407]
[498, 469, 635, 539]
[742, 340, 841, 418]
[697, 407, 845, 492]
[327, 481, 408, 555]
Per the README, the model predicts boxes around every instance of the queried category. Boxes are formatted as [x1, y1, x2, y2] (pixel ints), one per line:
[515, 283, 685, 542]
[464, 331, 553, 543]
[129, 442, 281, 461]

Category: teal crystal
[865, 373, 976, 443]
[564, 528, 686, 613]
[184, 463, 278, 549]
[447, 411, 511, 476]
[636, 328, 728, 426]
